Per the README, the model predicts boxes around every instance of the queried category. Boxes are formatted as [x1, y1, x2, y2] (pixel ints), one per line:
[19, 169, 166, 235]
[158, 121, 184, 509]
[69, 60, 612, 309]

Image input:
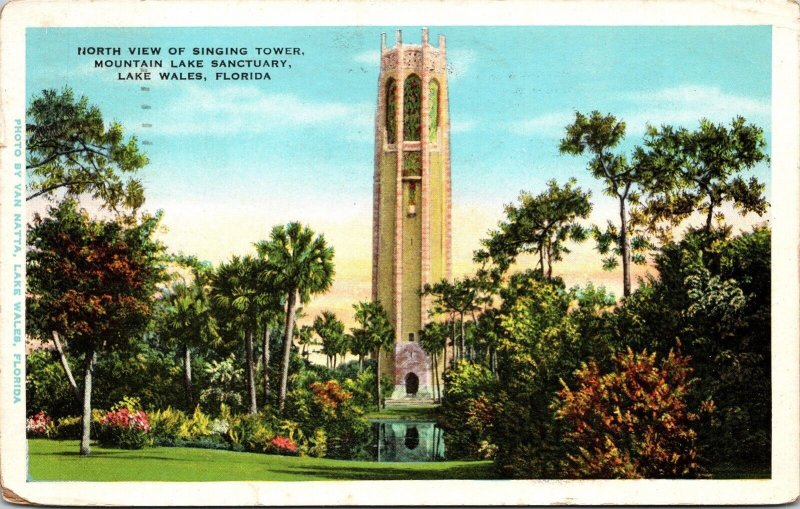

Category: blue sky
[26, 26, 772, 305]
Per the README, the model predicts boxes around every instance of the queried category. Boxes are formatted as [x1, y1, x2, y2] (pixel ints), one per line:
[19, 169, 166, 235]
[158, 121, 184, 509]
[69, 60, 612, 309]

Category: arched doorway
[405, 372, 419, 395]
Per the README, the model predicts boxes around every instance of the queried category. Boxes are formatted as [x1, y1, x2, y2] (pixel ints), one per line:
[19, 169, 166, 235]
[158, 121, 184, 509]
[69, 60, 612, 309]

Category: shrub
[54, 415, 82, 439]
[555, 348, 706, 478]
[178, 406, 213, 440]
[97, 398, 151, 449]
[147, 407, 188, 444]
[269, 436, 298, 455]
[286, 379, 370, 459]
[308, 429, 327, 458]
[439, 361, 498, 460]
[26, 411, 54, 437]
[225, 413, 278, 453]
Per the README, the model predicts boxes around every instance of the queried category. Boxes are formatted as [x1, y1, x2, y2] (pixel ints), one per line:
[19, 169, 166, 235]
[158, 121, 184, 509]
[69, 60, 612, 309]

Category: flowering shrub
[555, 348, 706, 478]
[270, 435, 298, 455]
[97, 399, 151, 449]
[26, 411, 54, 437]
[310, 380, 351, 413]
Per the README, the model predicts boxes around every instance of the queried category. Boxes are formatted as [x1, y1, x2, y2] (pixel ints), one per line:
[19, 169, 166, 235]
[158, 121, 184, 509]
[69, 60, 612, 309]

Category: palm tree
[314, 311, 346, 369]
[419, 321, 447, 402]
[349, 329, 372, 373]
[211, 255, 266, 415]
[352, 301, 394, 408]
[296, 324, 315, 361]
[159, 278, 219, 410]
[256, 223, 334, 412]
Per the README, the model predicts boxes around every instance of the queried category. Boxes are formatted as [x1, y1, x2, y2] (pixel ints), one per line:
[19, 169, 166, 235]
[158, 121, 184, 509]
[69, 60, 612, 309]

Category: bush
[178, 406, 213, 440]
[438, 361, 498, 460]
[147, 407, 188, 444]
[269, 435, 298, 455]
[54, 415, 82, 439]
[26, 411, 54, 438]
[555, 348, 706, 478]
[97, 398, 151, 449]
[285, 379, 370, 459]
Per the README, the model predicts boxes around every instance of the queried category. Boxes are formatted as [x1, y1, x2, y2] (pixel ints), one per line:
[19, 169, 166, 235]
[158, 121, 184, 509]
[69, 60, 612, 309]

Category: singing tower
[371, 29, 452, 400]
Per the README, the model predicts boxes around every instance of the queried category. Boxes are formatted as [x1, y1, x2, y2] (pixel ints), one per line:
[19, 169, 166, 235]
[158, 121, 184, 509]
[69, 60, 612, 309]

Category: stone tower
[371, 28, 452, 400]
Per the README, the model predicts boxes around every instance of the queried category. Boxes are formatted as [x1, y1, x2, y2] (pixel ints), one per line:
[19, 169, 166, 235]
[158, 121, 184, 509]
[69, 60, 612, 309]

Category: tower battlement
[371, 28, 452, 400]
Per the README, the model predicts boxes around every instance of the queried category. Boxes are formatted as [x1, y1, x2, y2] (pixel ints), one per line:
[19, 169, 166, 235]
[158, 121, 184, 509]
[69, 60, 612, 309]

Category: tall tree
[418, 321, 448, 401]
[560, 111, 651, 297]
[352, 301, 394, 407]
[477, 179, 592, 279]
[635, 117, 768, 233]
[256, 223, 335, 412]
[26, 87, 148, 210]
[158, 278, 219, 411]
[314, 311, 346, 369]
[27, 200, 166, 455]
[211, 255, 266, 415]
[423, 278, 480, 361]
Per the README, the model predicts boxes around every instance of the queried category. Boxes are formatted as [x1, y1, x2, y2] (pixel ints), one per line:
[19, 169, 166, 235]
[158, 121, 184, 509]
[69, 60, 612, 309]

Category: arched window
[403, 74, 422, 141]
[386, 78, 397, 144]
[428, 79, 440, 142]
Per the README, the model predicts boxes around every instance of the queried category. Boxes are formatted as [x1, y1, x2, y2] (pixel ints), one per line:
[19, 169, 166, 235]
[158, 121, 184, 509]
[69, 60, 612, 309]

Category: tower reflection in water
[372, 420, 445, 462]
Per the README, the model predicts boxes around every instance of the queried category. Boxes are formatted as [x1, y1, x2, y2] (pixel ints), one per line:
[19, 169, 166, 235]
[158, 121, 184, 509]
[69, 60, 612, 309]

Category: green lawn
[365, 404, 439, 420]
[28, 439, 496, 482]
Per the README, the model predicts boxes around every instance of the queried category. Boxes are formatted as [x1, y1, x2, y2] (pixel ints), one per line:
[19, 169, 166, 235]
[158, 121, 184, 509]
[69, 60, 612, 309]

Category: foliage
[351, 301, 394, 406]
[148, 407, 188, 444]
[54, 415, 83, 439]
[26, 349, 81, 419]
[636, 117, 769, 233]
[256, 222, 335, 412]
[97, 399, 151, 449]
[285, 378, 370, 459]
[26, 87, 148, 210]
[269, 435, 299, 455]
[559, 111, 653, 296]
[439, 361, 498, 459]
[199, 354, 244, 410]
[477, 178, 592, 279]
[555, 348, 706, 479]
[314, 311, 347, 368]
[26, 411, 55, 438]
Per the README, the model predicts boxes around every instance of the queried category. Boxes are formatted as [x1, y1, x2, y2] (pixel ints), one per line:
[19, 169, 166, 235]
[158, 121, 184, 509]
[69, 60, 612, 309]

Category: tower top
[380, 28, 446, 52]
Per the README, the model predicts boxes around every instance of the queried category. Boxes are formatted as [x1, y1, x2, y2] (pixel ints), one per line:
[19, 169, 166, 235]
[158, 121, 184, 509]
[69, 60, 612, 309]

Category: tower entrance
[405, 372, 419, 395]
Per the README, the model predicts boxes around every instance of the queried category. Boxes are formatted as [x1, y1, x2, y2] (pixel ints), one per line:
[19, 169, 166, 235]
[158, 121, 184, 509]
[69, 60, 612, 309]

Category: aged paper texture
[0, 0, 798, 505]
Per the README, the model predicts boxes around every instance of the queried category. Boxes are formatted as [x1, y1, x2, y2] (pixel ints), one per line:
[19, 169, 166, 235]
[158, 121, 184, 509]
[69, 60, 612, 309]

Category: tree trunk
[546, 239, 553, 279]
[245, 329, 257, 415]
[451, 320, 458, 362]
[460, 313, 466, 362]
[619, 196, 632, 298]
[376, 348, 383, 408]
[278, 289, 297, 412]
[358, 355, 364, 373]
[80, 350, 96, 456]
[705, 203, 714, 232]
[538, 242, 545, 277]
[51, 331, 80, 401]
[183, 344, 194, 410]
[262, 326, 271, 407]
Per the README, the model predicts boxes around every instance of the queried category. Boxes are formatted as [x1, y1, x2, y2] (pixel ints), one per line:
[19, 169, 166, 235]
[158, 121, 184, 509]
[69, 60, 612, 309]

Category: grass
[365, 404, 439, 420]
[27, 439, 497, 482]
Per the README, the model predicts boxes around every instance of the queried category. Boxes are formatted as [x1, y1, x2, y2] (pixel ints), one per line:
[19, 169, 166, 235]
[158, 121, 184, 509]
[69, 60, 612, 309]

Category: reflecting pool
[368, 419, 446, 462]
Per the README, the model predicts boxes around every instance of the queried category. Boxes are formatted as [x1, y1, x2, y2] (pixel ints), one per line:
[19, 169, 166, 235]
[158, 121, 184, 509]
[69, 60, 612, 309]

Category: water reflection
[370, 419, 445, 462]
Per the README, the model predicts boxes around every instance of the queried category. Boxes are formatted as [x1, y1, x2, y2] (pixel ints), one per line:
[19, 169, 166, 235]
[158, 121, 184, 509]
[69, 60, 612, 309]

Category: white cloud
[353, 49, 380, 65]
[451, 119, 476, 133]
[506, 85, 769, 139]
[507, 112, 573, 136]
[154, 84, 372, 135]
[446, 49, 476, 83]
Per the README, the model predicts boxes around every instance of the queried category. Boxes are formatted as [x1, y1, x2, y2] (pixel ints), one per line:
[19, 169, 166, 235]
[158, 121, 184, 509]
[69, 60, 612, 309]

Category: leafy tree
[211, 255, 266, 415]
[555, 348, 706, 479]
[26, 87, 148, 210]
[256, 223, 335, 412]
[314, 311, 346, 369]
[27, 200, 167, 455]
[296, 324, 315, 360]
[351, 301, 394, 407]
[477, 179, 591, 279]
[560, 111, 652, 297]
[636, 117, 768, 233]
[423, 277, 481, 361]
[348, 329, 373, 373]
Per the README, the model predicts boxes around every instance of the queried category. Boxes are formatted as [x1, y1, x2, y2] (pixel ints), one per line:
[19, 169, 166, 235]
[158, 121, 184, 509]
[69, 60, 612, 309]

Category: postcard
[0, 0, 798, 505]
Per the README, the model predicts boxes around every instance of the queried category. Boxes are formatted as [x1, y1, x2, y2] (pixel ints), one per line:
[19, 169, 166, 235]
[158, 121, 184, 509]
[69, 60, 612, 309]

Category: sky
[26, 26, 772, 325]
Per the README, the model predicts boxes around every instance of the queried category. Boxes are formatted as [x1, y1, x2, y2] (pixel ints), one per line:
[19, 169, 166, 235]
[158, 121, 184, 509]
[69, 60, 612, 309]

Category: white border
[1, 0, 798, 505]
